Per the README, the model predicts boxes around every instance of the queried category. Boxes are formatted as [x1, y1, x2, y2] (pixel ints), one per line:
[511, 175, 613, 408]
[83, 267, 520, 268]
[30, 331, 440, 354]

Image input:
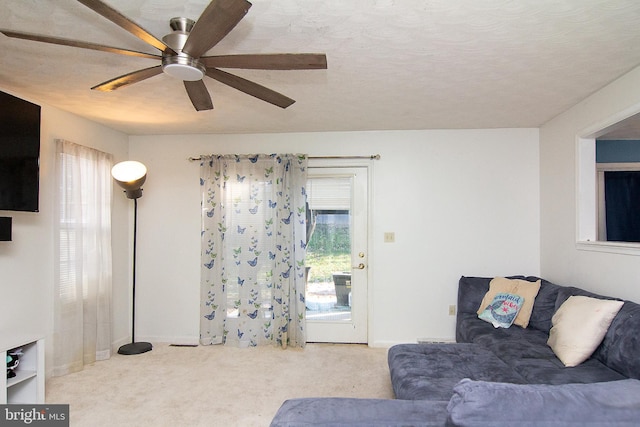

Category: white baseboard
[137, 335, 200, 346]
[115, 338, 455, 348]
[416, 337, 456, 344]
[369, 340, 400, 348]
[113, 335, 200, 349]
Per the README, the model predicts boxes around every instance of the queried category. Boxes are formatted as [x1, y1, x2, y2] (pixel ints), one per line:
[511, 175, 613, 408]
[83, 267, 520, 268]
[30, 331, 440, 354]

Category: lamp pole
[131, 197, 138, 344]
[117, 196, 152, 354]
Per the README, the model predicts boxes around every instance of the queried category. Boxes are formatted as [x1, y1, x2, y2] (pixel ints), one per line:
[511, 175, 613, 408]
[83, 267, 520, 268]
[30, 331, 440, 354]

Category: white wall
[130, 128, 540, 346]
[9, 57, 640, 363]
[0, 91, 129, 372]
[540, 64, 640, 303]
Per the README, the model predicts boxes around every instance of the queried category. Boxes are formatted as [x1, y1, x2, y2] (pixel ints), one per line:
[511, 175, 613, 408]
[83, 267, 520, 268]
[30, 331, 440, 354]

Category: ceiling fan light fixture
[162, 55, 206, 81]
[163, 63, 204, 81]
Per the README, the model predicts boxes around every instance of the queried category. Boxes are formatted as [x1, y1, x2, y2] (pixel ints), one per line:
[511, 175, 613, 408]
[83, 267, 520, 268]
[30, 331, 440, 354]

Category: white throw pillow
[547, 295, 624, 367]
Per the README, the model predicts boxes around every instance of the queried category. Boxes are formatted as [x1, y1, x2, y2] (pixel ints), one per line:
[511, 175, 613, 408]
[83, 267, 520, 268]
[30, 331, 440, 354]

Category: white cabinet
[1, 334, 44, 404]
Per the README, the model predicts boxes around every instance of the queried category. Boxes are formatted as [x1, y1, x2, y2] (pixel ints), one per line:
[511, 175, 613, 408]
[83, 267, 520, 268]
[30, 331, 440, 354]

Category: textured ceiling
[1, 0, 640, 135]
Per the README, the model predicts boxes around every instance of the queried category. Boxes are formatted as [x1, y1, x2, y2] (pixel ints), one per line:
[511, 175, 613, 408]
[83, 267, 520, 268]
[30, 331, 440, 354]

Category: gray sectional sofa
[270, 276, 640, 426]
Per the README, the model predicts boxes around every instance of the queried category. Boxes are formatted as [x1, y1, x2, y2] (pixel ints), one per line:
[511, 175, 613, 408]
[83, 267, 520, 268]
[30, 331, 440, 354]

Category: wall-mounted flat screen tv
[0, 90, 41, 212]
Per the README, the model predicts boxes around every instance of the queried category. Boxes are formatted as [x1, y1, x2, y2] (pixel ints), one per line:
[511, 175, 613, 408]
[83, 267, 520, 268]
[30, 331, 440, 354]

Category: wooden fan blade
[201, 53, 327, 70]
[182, 0, 252, 58]
[184, 80, 214, 111]
[76, 0, 176, 54]
[205, 68, 295, 109]
[91, 65, 163, 91]
[0, 29, 161, 60]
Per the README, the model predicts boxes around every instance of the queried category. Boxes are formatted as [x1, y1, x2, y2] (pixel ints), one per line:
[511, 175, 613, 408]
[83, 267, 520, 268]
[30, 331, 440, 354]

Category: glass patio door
[305, 166, 368, 343]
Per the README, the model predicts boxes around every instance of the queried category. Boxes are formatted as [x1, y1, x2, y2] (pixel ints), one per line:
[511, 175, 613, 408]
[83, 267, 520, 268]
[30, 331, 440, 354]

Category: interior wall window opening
[577, 108, 640, 254]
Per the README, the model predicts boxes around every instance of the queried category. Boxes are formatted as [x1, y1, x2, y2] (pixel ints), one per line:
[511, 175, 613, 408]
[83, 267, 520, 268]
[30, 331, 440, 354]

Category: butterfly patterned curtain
[200, 154, 308, 348]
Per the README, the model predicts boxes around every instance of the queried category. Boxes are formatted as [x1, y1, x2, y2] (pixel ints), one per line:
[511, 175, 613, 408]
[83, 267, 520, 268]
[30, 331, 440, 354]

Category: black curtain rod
[188, 154, 381, 162]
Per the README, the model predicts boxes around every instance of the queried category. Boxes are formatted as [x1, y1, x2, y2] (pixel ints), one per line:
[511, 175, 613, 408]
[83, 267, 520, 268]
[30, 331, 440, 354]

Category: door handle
[353, 263, 365, 270]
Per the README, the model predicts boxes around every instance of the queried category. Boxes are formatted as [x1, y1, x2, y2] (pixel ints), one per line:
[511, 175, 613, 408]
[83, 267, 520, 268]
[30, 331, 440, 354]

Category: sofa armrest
[447, 379, 640, 426]
[270, 398, 449, 427]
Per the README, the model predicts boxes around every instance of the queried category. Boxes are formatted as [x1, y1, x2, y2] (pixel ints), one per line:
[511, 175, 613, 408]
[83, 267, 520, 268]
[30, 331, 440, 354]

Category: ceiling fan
[0, 0, 327, 110]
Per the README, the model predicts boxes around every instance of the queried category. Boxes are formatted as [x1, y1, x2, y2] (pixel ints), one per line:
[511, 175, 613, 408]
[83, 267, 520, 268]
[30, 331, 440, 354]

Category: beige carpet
[46, 343, 394, 426]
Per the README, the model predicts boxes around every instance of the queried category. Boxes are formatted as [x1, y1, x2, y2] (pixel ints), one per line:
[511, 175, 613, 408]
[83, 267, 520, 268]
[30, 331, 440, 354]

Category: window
[577, 110, 640, 254]
[597, 162, 640, 242]
[53, 139, 113, 374]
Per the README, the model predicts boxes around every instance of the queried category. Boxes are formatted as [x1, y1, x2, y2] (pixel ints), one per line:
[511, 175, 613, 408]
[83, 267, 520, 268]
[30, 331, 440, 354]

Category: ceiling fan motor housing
[161, 17, 206, 81]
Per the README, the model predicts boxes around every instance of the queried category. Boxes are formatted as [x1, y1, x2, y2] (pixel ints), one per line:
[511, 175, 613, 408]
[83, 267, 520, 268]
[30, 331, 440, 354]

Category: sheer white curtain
[53, 139, 113, 376]
[200, 154, 308, 348]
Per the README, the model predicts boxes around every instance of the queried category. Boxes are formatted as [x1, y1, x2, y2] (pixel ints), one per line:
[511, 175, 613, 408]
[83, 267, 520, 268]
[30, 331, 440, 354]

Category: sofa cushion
[457, 312, 550, 346]
[270, 398, 449, 427]
[507, 355, 626, 384]
[457, 312, 626, 384]
[526, 279, 562, 333]
[596, 300, 640, 379]
[477, 277, 541, 328]
[554, 286, 621, 311]
[388, 343, 525, 401]
[457, 276, 502, 317]
[548, 295, 624, 367]
[447, 378, 640, 427]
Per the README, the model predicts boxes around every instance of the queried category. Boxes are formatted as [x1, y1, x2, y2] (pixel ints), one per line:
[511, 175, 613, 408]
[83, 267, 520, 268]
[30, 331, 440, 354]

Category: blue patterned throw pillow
[478, 292, 524, 328]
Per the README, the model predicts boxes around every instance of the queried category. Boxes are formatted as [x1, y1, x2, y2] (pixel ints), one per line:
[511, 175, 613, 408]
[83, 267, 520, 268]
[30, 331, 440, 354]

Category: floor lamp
[112, 161, 153, 355]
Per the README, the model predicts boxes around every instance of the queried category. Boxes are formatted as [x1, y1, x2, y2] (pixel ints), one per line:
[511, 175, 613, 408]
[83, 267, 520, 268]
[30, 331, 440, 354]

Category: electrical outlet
[448, 305, 456, 316]
[384, 232, 395, 243]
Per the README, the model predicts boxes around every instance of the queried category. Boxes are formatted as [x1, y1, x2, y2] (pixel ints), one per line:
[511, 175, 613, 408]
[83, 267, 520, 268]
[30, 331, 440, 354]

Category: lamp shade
[112, 161, 147, 199]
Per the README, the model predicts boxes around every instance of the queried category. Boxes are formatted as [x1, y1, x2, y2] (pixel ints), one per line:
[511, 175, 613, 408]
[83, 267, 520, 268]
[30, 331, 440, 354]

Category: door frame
[305, 158, 374, 344]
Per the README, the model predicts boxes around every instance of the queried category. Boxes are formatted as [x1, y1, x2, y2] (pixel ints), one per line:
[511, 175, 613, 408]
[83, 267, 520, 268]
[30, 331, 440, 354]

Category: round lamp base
[118, 342, 152, 355]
